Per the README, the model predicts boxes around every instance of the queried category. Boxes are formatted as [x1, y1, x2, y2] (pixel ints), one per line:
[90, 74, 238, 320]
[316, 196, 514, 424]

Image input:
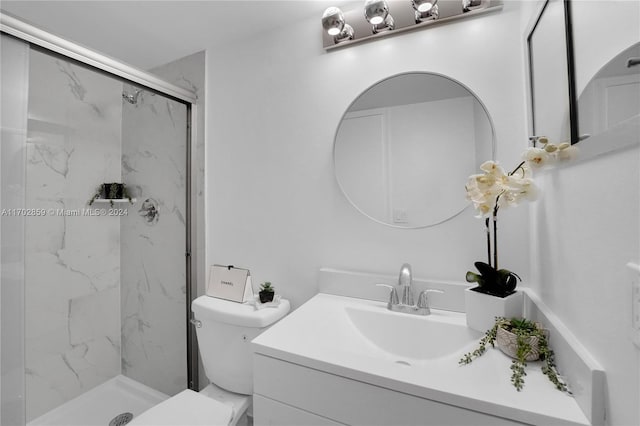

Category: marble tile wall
[25, 49, 122, 421]
[120, 84, 188, 396]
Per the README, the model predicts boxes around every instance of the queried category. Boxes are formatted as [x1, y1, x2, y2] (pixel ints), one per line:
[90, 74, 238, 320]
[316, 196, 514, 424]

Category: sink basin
[252, 292, 479, 367]
[344, 305, 478, 361]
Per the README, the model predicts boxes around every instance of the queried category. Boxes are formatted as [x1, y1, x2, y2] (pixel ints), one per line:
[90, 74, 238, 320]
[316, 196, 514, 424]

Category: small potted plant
[258, 282, 275, 303]
[88, 183, 133, 207]
[459, 317, 569, 393]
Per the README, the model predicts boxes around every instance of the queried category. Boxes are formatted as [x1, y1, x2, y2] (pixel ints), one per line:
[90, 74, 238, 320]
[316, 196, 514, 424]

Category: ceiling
[1, 0, 357, 69]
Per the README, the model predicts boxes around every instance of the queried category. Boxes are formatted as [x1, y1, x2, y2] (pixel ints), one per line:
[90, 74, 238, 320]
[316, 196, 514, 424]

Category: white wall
[204, 2, 530, 309]
[531, 148, 640, 426]
[528, 1, 640, 425]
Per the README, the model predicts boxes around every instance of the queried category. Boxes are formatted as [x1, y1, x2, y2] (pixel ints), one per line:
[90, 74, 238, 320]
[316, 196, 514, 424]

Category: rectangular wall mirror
[527, 0, 639, 158]
[526, 0, 578, 146]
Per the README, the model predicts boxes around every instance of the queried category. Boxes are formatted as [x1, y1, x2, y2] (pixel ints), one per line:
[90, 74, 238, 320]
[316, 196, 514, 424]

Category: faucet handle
[376, 284, 399, 307]
[416, 289, 444, 309]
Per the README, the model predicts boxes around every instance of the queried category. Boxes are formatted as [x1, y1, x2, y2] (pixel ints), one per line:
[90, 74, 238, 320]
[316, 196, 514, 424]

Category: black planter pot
[259, 291, 274, 303]
[100, 183, 124, 199]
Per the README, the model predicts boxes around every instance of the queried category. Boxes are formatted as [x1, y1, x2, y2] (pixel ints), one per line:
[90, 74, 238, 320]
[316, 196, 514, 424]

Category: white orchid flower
[467, 138, 574, 217]
[468, 173, 496, 191]
[522, 179, 539, 201]
[538, 136, 549, 145]
[501, 174, 525, 190]
[509, 178, 539, 201]
[480, 161, 507, 177]
[473, 201, 494, 218]
[523, 147, 549, 168]
[465, 137, 575, 277]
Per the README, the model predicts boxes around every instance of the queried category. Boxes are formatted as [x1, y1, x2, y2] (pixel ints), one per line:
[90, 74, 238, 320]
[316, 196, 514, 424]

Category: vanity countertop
[252, 293, 591, 426]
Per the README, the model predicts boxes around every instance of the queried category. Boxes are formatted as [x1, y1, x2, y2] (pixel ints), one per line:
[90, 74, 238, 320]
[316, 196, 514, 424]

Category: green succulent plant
[259, 282, 274, 293]
[459, 317, 568, 393]
[88, 183, 133, 207]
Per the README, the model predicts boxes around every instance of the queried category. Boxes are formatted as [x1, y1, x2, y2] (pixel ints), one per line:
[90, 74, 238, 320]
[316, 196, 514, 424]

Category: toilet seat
[129, 389, 233, 426]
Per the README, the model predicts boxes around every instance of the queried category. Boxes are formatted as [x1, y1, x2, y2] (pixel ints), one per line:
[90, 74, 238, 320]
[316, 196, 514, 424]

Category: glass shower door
[120, 83, 188, 396]
[1, 33, 29, 426]
[6, 45, 189, 424]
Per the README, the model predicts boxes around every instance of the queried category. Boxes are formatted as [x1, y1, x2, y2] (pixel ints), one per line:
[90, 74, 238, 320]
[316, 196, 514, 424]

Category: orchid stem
[510, 161, 526, 177]
[493, 211, 498, 270]
[485, 217, 491, 268]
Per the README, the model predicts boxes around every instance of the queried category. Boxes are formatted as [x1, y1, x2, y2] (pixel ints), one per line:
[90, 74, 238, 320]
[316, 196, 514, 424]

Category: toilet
[130, 294, 290, 426]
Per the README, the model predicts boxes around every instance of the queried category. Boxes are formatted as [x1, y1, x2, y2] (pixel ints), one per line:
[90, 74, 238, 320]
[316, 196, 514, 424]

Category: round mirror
[333, 72, 495, 228]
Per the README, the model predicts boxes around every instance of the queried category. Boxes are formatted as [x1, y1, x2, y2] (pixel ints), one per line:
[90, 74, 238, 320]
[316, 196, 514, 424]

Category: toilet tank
[191, 295, 290, 395]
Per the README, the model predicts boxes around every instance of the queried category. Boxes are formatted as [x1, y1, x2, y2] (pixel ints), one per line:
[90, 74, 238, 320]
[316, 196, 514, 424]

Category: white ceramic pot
[496, 326, 541, 361]
[464, 288, 523, 333]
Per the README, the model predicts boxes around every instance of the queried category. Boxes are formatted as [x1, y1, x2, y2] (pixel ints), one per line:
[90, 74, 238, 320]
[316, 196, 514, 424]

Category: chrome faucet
[376, 263, 443, 316]
[398, 263, 414, 306]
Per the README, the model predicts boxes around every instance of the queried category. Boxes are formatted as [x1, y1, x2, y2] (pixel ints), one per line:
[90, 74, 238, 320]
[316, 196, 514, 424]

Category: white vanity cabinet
[254, 395, 346, 426]
[251, 292, 595, 426]
[253, 354, 528, 426]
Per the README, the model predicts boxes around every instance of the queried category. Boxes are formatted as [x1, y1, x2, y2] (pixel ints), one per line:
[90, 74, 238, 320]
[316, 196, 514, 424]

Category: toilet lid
[129, 389, 233, 426]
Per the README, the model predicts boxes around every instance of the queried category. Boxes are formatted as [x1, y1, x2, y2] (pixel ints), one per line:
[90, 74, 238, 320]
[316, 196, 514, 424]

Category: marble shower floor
[28, 375, 169, 426]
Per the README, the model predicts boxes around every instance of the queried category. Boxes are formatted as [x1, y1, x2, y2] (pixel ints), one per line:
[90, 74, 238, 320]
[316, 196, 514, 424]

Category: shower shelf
[91, 198, 136, 204]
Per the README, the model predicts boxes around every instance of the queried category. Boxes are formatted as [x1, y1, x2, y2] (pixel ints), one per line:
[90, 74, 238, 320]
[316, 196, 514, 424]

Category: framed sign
[207, 265, 253, 303]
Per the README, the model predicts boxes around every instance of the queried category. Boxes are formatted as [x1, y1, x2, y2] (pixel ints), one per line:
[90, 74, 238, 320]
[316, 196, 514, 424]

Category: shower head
[122, 88, 143, 104]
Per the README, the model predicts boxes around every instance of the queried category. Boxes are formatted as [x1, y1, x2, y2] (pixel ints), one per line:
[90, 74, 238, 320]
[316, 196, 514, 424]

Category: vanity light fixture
[413, 0, 436, 13]
[322, 0, 502, 50]
[364, 0, 395, 34]
[463, 0, 483, 13]
[322, 7, 355, 43]
[413, 0, 439, 22]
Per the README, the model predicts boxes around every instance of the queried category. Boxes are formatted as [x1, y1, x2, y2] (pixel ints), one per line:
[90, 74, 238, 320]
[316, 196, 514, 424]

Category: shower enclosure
[1, 14, 198, 426]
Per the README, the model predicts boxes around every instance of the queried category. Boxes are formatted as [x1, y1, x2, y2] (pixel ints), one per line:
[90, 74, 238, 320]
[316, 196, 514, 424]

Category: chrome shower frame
[0, 10, 201, 393]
